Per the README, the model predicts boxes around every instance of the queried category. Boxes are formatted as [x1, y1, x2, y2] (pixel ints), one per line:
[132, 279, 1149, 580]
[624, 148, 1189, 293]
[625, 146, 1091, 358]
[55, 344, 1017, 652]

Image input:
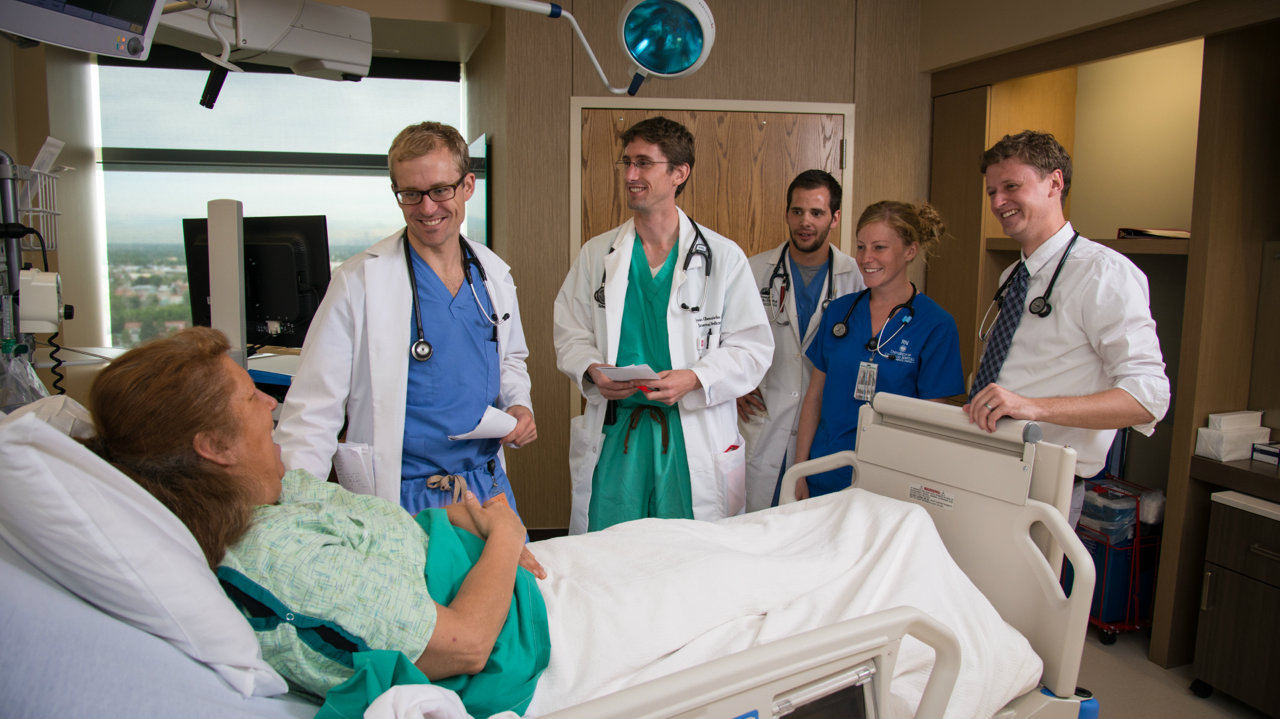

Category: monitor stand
[206, 199, 248, 368]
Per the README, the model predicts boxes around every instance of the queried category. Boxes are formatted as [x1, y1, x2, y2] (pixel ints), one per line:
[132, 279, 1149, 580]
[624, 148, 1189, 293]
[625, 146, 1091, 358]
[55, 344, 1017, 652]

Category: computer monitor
[183, 215, 331, 350]
[0, 0, 166, 60]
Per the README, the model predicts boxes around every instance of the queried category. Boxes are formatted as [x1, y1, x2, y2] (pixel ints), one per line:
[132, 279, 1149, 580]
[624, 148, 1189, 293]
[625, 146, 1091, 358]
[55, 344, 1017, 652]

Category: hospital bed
[0, 393, 1094, 719]
[541, 393, 1095, 719]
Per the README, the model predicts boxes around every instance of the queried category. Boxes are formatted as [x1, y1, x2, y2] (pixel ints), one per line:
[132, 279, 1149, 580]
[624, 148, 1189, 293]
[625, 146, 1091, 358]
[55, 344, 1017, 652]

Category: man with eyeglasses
[553, 116, 772, 533]
[276, 121, 537, 516]
[736, 170, 864, 512]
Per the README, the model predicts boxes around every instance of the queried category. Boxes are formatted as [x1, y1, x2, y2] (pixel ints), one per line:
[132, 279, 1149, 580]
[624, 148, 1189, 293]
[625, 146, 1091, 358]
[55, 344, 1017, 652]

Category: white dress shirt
[991, 222, 1171, 476]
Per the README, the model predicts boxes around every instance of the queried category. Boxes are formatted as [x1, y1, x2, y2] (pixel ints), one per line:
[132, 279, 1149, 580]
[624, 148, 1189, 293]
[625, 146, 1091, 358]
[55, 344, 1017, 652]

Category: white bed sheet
[523, 488, 1042, 718]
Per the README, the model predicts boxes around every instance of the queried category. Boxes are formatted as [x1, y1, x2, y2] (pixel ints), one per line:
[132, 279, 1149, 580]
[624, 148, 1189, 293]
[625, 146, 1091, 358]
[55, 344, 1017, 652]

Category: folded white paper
[1195, 426, 1272, 462]
[333, 442, 375, 495]
[1208, 410, 1263, 430]
[597, 364, 660, 382]
[449, 405, 518, 441]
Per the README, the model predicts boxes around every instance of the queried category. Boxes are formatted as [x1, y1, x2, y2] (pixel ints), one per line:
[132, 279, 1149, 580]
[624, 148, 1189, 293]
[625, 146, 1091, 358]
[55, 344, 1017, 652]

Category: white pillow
[0, 407, 288, 697]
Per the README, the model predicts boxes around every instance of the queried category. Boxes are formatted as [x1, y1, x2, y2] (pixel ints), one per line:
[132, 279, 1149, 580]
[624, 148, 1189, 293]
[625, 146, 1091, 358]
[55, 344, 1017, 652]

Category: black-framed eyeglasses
[615, 158, 672, 171]
[394, 176, 465, 206]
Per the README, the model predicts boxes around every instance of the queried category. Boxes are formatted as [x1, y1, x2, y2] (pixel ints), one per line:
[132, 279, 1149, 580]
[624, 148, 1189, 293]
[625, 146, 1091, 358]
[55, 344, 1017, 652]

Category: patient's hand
[465, 492, 526, 545]
[519, 546, 547, 580]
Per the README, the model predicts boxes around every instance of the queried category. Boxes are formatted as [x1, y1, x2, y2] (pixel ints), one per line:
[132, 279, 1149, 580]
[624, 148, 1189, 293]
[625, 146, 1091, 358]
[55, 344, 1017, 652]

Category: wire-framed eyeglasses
[615, 158, 672, 171]
[394, 176, 466, 206]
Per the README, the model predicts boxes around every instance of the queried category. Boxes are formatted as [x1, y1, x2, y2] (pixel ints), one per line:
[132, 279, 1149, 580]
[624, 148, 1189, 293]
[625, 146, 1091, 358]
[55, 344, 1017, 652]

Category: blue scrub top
[402, 250, 501, 479]
[789, 254, 829, 340]
[804, 290, 963, 494]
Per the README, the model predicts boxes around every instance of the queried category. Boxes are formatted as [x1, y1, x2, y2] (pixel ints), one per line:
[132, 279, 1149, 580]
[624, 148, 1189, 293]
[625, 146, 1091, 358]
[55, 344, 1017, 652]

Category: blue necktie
[971, 262, 1029, 399]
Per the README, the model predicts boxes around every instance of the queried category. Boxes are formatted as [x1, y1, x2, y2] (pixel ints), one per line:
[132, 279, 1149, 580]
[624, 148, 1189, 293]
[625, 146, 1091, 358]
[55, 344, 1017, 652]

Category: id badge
[855, 361, 878, 401]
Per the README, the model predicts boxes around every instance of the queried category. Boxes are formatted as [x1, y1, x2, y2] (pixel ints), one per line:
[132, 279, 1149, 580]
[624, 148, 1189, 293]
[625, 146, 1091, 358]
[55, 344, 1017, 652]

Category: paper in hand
[597, 364, 661, 382]
[449, 405, 519, 441]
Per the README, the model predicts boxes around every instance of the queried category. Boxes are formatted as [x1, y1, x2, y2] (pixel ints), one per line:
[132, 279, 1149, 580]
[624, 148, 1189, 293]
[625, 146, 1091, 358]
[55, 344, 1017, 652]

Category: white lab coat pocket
[715, 434, 747, 517]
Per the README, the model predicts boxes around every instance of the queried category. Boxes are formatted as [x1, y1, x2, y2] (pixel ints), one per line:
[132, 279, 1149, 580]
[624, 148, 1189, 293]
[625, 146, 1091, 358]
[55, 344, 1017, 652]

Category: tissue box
[1253, 442, 1280, 466]
[1208, 410, 1263, 430]
[1196, 426, 1272, 462]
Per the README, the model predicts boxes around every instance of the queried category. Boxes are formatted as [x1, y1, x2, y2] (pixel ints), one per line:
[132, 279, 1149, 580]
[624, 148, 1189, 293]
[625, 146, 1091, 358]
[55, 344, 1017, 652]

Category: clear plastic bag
[1, 353, 50, 414]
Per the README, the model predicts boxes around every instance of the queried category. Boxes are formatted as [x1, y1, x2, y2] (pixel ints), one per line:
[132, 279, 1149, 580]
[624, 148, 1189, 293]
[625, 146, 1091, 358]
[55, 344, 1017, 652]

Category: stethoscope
[593, 220, 713, 312]
[760, 246, 835, 326]
[404, 233, 509, 362]
[832, 283, 918, 361]
[978, 231, 1079, 341]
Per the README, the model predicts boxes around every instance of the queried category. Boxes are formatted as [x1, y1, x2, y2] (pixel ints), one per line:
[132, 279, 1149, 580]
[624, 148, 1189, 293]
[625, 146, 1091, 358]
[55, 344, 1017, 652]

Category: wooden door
[580, 108, 846, 259]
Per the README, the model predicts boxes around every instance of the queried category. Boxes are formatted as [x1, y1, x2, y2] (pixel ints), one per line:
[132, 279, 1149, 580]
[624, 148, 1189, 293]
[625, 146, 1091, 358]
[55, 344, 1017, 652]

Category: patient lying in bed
[66, 327, 1040, 718]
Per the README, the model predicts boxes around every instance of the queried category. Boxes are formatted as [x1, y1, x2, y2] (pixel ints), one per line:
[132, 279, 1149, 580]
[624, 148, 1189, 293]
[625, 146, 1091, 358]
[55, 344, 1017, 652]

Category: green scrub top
[587, 237, 693, 531]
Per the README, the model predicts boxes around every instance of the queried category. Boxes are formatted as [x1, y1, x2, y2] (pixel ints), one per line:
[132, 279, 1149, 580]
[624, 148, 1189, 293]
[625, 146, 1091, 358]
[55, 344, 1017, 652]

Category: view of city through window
[98, 65, 459, 347]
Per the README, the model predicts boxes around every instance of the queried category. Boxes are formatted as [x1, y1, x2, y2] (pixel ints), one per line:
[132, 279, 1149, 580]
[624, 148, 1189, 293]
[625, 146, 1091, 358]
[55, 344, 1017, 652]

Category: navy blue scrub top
[804, 290, 963, 490]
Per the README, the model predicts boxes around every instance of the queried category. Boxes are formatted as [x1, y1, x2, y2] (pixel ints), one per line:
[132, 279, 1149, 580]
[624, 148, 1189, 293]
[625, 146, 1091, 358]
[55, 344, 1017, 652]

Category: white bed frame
[544, 394, 1095, 719]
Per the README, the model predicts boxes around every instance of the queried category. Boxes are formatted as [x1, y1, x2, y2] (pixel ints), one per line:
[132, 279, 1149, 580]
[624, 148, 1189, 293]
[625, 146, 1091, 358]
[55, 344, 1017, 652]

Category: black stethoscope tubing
[405, 232, 505, 362]
[983, 231, 1079, 338]
[832, 283, 918, 360]
[762, 245, 835, 325]
[594, 220, 712, 311]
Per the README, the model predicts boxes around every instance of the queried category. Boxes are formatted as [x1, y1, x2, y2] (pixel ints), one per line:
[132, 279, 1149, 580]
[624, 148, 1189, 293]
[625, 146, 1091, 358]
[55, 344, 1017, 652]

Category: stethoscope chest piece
[831, 321, 849, 338]
[411, 339, 433, 362]
[1028, 296, 1050, 317]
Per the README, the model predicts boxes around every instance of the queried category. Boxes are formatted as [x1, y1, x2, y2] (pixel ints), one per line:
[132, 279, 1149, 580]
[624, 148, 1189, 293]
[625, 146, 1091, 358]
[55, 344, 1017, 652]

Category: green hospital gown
[588, 238, 693, 531]
[219, 470, 548, 717]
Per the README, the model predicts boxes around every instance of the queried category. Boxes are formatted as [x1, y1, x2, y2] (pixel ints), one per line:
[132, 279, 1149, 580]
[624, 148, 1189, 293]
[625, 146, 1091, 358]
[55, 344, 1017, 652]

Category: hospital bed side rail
[539, 605, 961, 719]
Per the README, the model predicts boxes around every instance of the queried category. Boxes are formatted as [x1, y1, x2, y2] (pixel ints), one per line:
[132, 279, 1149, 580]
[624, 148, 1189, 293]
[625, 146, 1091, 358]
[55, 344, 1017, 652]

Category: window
[96, 57, 460, 347]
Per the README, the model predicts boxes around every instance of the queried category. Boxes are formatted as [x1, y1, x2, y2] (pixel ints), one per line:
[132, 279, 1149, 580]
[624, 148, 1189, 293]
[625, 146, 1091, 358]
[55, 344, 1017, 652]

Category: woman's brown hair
[856, 200, 947, 263]
[84, 327, 253, 568]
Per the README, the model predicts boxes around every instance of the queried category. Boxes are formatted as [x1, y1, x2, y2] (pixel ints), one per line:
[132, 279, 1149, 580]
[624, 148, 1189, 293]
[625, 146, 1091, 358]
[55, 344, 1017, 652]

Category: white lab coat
[740, 242, 864, 511]
[553, 210, 774, 534]
[274, 229, 532, 506]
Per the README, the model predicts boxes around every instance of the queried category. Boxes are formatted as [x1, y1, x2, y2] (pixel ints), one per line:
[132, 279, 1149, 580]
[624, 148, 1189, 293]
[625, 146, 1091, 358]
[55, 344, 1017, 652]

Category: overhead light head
[470, 0, 715, 95]
[619, 0, 714, 79]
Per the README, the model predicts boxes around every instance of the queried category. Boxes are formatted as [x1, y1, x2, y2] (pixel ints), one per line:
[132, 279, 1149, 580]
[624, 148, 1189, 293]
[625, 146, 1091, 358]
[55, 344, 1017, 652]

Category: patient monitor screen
[183, 215, 331, 351]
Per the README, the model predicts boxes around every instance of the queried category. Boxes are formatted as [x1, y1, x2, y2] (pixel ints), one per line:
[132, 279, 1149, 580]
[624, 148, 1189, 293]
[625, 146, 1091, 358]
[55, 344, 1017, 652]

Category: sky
[97, 66, 465, 248]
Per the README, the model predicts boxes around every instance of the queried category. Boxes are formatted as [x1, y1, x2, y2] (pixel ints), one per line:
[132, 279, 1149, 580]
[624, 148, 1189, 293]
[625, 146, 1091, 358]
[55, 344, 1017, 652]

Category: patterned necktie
[970, 262, 1029, 399]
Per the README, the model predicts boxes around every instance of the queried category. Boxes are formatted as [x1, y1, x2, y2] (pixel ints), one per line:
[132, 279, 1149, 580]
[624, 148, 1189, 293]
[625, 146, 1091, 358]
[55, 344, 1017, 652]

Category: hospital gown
[219, 470, 548, 716]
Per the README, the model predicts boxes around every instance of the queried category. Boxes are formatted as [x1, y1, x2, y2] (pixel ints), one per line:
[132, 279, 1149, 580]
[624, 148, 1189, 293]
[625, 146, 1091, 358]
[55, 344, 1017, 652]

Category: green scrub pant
[588, 401, 693, 531]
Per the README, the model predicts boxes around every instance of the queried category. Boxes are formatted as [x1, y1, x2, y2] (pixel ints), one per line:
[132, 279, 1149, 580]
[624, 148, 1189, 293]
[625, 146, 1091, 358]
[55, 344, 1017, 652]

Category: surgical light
[471, 0, 715, 96]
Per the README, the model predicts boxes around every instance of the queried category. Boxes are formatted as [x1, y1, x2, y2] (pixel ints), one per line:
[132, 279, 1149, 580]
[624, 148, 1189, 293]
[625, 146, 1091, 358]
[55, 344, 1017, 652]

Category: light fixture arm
[472, 0, 645, 96]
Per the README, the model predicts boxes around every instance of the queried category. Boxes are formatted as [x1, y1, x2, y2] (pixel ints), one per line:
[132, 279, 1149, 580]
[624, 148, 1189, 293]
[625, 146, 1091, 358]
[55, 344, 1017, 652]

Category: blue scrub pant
[400, 458, 521, 519]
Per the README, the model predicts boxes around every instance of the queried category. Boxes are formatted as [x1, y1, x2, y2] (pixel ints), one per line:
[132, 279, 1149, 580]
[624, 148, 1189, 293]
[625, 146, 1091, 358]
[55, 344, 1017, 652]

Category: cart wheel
[1099, 629, 1118, 645]
[1190, 679, 1214, 698]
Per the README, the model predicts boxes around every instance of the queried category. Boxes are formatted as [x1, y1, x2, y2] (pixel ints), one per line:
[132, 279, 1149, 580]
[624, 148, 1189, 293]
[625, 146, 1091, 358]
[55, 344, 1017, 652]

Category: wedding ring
[983, 403, 994, 410]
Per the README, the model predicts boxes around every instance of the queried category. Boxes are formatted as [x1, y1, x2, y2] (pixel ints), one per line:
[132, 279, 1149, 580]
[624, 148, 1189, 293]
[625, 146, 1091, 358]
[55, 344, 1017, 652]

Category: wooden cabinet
[1192, 492, 1280, 716]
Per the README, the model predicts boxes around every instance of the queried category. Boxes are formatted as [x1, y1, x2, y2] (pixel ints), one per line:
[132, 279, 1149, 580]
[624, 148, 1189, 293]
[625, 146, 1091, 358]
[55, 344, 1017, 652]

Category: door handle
[1200, 570, 1213, 612]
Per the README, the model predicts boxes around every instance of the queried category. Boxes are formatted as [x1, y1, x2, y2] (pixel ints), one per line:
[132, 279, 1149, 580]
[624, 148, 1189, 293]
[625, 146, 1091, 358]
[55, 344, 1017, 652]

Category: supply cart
[1076, 477, 1162, 644]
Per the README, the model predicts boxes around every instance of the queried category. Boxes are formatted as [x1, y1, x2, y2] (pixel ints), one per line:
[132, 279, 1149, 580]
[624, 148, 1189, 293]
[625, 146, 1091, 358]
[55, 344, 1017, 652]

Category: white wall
[1070, 40, 1202, 239]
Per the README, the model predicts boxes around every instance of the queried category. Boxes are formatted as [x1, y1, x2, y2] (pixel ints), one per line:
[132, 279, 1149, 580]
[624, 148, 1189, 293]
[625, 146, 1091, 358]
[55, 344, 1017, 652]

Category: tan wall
[466, 0, 931, 527]
[918, 0, 1194, 71]
[1071, 39, 1202, 239]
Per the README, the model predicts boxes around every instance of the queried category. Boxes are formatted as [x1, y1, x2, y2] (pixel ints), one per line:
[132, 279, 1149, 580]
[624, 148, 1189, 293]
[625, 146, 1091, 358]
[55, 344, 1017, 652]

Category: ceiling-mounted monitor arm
[471, 0, 643, 96]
